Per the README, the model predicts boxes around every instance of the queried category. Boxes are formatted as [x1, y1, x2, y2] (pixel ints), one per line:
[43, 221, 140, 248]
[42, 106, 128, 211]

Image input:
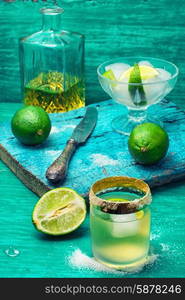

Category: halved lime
[32, 188, 86, 236]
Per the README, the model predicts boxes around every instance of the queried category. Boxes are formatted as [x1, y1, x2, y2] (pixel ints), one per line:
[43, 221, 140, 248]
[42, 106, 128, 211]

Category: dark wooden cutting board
[0, 99, 185, 197]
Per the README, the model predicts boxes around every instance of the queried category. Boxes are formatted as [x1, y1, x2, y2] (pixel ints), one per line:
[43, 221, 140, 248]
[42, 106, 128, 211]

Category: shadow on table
[151, 176, 185, 195]
[32, 225, 89, 242]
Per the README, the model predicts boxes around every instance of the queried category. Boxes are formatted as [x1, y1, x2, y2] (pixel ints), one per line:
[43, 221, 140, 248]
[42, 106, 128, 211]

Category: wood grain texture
[0, 102, 185, 278]
[1, 99, 185, 198]
[0, 144, 51, 197]
[0, 0, 184, 108]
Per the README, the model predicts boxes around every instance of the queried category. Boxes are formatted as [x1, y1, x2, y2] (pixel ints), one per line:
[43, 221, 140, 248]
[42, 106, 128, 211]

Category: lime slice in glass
[135, 210, 144, 220]
[32, 188, 86, 235]
[103, 69, 116, 80]
[120, 65, 159, 81]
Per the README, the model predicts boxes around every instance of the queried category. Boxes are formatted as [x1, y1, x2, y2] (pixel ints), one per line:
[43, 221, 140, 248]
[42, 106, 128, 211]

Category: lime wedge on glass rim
[32, 188, 86, 235]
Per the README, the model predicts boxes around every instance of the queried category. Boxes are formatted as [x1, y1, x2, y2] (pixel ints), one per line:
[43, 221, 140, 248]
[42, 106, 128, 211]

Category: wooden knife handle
[46, 139, 77, 184]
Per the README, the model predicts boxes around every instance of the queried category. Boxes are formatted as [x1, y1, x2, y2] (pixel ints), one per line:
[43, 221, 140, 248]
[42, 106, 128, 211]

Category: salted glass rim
[89, 176, 152, 214]
[97, 56, 179, 86]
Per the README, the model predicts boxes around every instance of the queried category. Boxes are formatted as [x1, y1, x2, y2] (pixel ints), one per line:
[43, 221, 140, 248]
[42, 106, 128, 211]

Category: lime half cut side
[32, 188, 86, 236]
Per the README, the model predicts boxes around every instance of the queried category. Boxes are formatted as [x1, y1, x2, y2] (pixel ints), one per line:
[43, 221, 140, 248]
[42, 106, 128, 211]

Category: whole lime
[128, 123, 169, 165]
[11, 106, 51, 145]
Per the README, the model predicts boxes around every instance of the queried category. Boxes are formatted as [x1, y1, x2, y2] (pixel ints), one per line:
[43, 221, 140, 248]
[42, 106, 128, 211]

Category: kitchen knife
[46, 107, 98, 184]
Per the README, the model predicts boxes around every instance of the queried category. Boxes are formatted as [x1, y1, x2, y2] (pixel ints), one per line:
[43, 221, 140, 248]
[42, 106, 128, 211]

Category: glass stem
[128, 108, 147, 122]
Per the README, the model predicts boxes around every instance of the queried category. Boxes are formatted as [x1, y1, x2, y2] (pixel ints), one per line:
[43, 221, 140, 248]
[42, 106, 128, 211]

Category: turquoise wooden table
[0, 0, 185, 278]
[0, 102, 185, 278]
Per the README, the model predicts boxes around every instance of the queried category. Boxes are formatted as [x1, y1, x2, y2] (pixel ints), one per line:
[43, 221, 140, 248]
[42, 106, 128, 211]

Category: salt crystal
[90, 154, 119, 167]
[160, 243, 170, 252]
[151, 232, 161, 240]
[47, 150, 61, 157]
[68, 249, 158, 275]
[51, 124, 76, 134]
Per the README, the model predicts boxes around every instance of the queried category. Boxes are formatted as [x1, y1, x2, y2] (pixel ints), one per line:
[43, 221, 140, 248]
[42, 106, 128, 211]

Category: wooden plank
[0, 0, 184, 108]
[1, 99, 185, 197]
[0, 144, 51, 197]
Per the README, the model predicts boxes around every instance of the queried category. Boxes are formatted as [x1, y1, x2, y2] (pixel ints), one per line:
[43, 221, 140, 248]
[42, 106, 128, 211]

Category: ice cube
[143, 81, 171, 105]
[111, 82, 147, 108]
[109, 65, 172, 107]
[110, 82, 132, 106]
[142, 68, 171, 84]
[156, 68, 171, 81]
[140, 68, 171, 104]
[139, 60, 154, 67]
[110, 214, 136, 222]
[110, 214, 139, 238]
[105, 63, 130, 80]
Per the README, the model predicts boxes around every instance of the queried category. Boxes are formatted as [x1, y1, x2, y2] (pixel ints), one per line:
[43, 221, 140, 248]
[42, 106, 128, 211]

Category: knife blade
[46, 107, 98, 184]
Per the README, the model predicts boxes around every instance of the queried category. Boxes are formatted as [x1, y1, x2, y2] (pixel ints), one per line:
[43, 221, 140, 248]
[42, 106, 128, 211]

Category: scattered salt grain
[47, 150, 61, 157]
[51, 124, 76, 134]
[68, 249, 158, 275]
[160, 243, 170, 252]
[90, 154, 119, 167]
[150, 232, 161, 241]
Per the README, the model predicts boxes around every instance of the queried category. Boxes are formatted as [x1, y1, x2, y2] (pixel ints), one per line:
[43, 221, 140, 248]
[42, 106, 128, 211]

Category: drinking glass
[97, 57, 178, 135]
[90, 176, 152, 270]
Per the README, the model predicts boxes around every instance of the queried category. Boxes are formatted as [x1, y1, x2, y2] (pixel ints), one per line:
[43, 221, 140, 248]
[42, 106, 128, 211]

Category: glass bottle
[89, 176, 152, 270]
[19, 6, 85, 113]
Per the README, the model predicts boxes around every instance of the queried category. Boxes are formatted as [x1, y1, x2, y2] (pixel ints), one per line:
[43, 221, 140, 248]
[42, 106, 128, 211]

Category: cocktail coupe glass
[97, 57, 179, 135]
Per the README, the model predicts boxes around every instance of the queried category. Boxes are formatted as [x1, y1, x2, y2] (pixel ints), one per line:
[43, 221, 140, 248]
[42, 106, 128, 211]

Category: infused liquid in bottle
[19, 6, 85, 113]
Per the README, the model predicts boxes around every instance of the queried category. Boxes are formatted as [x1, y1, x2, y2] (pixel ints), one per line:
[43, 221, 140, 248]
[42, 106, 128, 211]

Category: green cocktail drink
[89, 177, 152, 270]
